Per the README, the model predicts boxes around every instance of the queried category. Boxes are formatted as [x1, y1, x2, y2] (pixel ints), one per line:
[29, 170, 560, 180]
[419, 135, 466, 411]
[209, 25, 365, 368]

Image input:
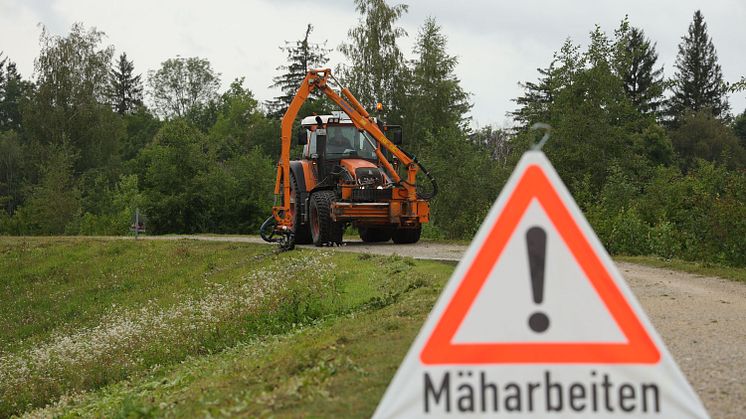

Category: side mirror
[296, 127, 308, 146]
[384, 125, 403, 145]
[391, 130, 403, 145]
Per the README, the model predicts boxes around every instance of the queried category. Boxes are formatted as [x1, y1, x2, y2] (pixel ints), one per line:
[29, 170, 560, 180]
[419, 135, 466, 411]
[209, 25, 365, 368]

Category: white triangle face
[373, 151, 709, 419]
[453, 199, 626, 344]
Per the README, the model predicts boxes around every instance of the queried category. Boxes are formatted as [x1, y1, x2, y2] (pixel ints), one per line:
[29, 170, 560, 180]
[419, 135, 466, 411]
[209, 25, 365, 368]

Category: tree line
[1, 2, 745, 266]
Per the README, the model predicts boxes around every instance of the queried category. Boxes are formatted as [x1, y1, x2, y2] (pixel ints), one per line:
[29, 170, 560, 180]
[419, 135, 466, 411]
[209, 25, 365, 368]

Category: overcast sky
[1, 0, 744, 127]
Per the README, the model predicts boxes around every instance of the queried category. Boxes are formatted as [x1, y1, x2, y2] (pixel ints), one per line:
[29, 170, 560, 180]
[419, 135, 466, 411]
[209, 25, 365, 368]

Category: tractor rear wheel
[359, 226, 392, 243]
[309, 190, 343, 246]
[392, 225, 422, 244]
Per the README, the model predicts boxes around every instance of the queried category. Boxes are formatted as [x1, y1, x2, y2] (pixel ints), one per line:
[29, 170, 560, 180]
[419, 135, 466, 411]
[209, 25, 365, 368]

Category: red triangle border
[420, 164, 660, 365]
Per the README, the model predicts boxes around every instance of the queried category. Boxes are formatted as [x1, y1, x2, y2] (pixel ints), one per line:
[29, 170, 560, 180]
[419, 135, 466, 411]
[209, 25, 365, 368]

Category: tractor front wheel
[309, 190, 343, 246]
[359, 226, 392, 243]
[392, 225, 422, 244]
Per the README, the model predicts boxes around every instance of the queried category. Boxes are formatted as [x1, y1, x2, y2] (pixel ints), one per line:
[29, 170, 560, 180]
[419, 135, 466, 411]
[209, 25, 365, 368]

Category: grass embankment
[0, 237, 451, 417]
[616, 255, 746, 283]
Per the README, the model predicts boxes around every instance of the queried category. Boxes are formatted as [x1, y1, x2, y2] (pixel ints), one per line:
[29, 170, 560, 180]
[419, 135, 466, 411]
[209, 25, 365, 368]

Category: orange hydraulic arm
[272, 68, 420, 228]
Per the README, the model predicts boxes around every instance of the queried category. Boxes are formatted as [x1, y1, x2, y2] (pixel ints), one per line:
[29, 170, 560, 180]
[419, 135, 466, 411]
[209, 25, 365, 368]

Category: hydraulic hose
[398, 148, 438, 200]
[259, 215, 277, 243]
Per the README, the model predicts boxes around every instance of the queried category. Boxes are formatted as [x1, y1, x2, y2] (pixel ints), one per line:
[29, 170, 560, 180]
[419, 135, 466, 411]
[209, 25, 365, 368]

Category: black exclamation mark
[526, 226, 549, 333]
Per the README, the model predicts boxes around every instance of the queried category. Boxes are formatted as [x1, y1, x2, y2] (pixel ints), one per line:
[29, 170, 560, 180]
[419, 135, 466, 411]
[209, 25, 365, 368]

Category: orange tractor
[260, 68, 436, 250]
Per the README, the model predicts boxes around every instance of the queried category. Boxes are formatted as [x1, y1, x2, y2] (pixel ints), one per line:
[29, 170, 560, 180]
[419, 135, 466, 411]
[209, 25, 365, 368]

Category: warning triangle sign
[374, 151, 708, 418]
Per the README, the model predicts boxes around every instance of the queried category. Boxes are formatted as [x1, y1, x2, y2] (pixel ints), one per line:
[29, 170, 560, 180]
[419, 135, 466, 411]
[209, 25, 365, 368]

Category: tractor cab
[299, 112, 379, 161]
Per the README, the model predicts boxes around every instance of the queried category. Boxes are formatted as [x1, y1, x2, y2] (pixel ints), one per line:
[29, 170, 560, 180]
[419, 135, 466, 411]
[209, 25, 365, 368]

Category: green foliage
[137, 120, 209, 233]
[631, 123, 675, 166]
[121, 105, 161, 161]
[78, 174, 143, 235]
[208, 78, 278, 158]
[670, 109, 746, 170]
[192, 149, 274, 233]
[147, 57, 221, 119]
[541, 27, 645, 196]
[586, 162, 746, 266]
[136, 119, 274, 234]
[733, 110, 746, 146]
[420, 127, 506, 238]
[12, 145, 81, 235]
[0, 130, 24, 214]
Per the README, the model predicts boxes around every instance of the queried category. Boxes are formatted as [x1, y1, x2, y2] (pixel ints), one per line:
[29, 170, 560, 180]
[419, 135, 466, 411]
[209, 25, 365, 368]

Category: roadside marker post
[373, 150, 709, 418]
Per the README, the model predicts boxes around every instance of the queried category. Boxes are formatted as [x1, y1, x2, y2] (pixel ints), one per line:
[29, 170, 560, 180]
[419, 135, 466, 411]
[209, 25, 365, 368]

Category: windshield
[325, 125, 377, 160]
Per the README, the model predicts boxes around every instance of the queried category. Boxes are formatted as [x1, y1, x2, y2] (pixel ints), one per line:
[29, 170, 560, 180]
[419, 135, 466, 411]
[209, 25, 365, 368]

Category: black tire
[289, 173, 312, 244]
[359, 226, 392, 243]
[309, 190, 343, 246]
[392, 225, 422, 244]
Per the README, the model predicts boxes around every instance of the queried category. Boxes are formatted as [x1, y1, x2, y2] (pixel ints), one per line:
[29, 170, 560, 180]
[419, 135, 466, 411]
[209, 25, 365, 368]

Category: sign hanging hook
[531, 123, 552, 151]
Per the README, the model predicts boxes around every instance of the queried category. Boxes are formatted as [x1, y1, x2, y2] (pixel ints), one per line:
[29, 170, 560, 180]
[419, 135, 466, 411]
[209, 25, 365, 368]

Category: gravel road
[138, 235, 744, 417]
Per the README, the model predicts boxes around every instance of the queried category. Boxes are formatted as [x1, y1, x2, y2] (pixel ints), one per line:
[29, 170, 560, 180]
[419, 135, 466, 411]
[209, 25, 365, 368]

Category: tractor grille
[352, 188, 392, 202]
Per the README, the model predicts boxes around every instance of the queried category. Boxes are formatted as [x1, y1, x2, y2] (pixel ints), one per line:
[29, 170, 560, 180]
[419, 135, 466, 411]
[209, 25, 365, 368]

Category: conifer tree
[512, 39, 584, 128]
[0, 60, 30, 132]
[268, 24, 330, 117]
[109, 52, 143, 115]
[669, 10, 729, 120]
[613, 19, 665, 116]
[406, 17, 470, 150]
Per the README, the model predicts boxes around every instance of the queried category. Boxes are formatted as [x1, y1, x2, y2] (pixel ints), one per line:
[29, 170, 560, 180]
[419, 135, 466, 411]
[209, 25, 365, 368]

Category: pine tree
[613, 19, 665, 116]
[406, 17, 470, 150]
[669, 10, 729, 120]
[268, 24, 330, 117]
[109, 52, 143, 115]
[339, 0, 409, 122]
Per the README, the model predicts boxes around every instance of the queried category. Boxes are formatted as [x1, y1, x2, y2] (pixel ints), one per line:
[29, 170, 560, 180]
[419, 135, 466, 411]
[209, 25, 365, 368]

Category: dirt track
[139, 235, 744, 417]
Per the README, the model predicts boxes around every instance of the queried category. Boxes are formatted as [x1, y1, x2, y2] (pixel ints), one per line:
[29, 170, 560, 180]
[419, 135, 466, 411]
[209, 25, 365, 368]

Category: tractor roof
[300, 111, 354, 127]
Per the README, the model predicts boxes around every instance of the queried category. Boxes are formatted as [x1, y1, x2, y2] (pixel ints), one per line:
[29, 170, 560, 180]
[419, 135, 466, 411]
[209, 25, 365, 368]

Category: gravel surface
[141, 235, 745, 417]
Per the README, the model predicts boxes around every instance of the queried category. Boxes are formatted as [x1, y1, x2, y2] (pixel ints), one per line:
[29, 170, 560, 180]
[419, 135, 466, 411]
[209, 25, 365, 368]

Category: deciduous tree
[23, 23, 122, 175]
[339, 0, 409, 122]
[147, 57, 220, 119]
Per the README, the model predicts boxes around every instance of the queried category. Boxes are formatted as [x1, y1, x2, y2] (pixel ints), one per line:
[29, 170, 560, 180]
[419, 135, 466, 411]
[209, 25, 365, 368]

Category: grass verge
[615, 255, 746, 283]
[0, 237, 452, 417]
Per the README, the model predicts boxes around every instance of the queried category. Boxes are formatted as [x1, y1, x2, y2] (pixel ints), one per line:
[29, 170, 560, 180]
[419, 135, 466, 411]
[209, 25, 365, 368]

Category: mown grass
[616, 255, 746, 283]
[0, 237, 452, 417]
